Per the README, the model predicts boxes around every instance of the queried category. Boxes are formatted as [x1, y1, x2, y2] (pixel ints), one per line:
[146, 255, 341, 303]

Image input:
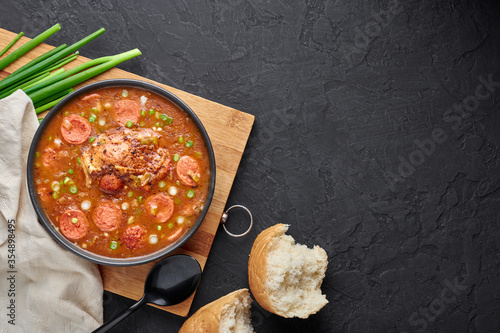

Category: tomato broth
[33, 86, 210, 258]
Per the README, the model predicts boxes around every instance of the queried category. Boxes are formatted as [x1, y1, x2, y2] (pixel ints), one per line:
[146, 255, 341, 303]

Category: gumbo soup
[33, 86, 210, 258]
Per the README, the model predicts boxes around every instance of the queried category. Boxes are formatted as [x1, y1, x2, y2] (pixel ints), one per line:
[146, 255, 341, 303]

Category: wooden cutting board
[0, 28, 254, 317]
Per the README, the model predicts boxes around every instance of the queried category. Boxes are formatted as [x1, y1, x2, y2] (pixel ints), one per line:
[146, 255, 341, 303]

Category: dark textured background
[2, 0, 500, 332]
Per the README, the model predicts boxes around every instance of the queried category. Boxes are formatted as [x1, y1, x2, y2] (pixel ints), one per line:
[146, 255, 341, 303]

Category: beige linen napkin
[0, 90, 103, 332]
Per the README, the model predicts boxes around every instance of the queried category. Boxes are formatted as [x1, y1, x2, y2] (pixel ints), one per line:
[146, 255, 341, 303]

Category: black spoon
[93, 254, 202, 333]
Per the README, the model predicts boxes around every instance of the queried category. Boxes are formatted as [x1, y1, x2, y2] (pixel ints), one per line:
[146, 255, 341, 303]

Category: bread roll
[179, 288, 254, 333]
[248, 224, 328, 319]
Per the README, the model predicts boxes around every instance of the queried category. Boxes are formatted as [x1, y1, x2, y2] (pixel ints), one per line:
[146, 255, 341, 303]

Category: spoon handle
[92, 296, 147, 333]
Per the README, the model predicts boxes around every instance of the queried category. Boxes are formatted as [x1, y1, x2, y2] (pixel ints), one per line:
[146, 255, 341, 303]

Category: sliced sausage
[114, 99, 141, 126]
[60, 209, 89, 240]
[166, 227, 185, 243]
[99, 174, 123, 193]
[176, 156, 201, 187]
[92, 200, 122, 232]
[122, 225, 146, 249]
[37, 187, 52, 203]
[60, 115, 91, 145]
[145, 193, 174, 223]
[42, 147, 57, 167]
[81, 93, 102, 102]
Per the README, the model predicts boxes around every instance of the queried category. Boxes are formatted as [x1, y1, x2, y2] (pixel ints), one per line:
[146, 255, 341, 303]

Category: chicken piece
[81, 128, 171, 190]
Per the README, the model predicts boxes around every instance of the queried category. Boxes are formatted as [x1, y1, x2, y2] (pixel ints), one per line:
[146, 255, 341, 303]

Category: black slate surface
[2, 0, 500, 332]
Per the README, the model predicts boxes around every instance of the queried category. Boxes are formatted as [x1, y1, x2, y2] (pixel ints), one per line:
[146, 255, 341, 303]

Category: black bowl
[27, 79, 216, 266]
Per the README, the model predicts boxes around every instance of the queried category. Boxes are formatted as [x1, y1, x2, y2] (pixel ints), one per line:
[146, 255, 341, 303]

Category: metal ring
[220, 205, 253, 238]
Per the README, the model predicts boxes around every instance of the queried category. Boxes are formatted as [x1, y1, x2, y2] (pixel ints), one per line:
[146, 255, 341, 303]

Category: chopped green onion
[68, 169, 74, 174]
[155, 121, 160, 127]
[51, 181, 60, 191]
[150, 205, 158, 216]
[52, 191, 59, 199]
[158, 181, 166, 188]
[127, 216, 134, 224]
[48, 136, 52, 141]
[69, 186, 78, 194]
[109, 241, 118, 250]
[77, 157, 81, 165]
[36, 151, 40, 158]
[167, 117, 173, 124]
[141, 110, 146, 117]
[89, 136, 96, 143]
[187, 190, 195, 199]
[121, 90, 128, 97]
[127, 191, 134, 198]
[71, 217, 78, 224]
[174, 198, 181, 205]
[157, 225, 162, 231]
[149, 234, 158, 245]
[63, 177, 71, 185]
[149, 109, 155, 115]
[167, 222, 174, 229]
[89, 115, 96, 122]
[160, 114, 168, 121]
[155, 111, 161, 119]
[91, 107, 98, 113]
[173, 154, 180, 162]
[178, 136, 184, 143]
[126, 120, 133, 128]
[138, 196, 143, 204]
[185, 140, 193, 148]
